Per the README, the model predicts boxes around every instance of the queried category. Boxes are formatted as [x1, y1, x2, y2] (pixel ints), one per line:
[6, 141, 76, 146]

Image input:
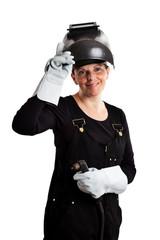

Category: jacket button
[72, 201, 75, 205]
[105, 145, 108, 152]
[53, 198, 56, 202]
[114, 158, 117, 162]
[79, 127, 84, 133]
[119, 132, 123, 136]
[109, 158, 112, 161]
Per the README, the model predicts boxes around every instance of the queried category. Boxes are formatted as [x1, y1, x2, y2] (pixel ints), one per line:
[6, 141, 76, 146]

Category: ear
[106, 66, 110, 79]
[107, 66, 110, 74]
[71, 73, 79, 85]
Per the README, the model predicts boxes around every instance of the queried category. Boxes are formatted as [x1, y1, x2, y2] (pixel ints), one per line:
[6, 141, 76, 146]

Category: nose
[87, 71, 96, 81]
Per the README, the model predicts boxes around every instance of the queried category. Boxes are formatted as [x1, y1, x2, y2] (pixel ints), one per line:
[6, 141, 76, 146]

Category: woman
[12, 23, 136, 240]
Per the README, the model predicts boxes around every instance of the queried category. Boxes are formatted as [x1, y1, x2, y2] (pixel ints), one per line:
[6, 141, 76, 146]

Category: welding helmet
[63, 22, 114, 68]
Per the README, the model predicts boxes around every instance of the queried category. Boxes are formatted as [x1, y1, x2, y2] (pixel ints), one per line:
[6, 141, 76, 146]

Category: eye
[78, 70, 86, 75]
[94, 67, 102, 72]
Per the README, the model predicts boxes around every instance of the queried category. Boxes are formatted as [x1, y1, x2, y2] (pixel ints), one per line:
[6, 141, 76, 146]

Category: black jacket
[12, 95, 136, 240]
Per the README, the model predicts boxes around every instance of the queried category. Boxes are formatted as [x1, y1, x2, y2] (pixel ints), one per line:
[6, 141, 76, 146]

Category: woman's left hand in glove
[73, 166, 128, 199]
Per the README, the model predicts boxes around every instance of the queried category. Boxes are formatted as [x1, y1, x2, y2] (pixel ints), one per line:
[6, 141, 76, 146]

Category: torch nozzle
[71, 160, 89, 173]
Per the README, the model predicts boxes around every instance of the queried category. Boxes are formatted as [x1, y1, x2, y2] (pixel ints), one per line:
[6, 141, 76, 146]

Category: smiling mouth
[86, 82, 99, 87]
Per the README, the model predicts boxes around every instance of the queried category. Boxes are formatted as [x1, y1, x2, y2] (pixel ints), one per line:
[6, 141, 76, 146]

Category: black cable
[72, 160, 105, 240]
[96, 200, 104, 240]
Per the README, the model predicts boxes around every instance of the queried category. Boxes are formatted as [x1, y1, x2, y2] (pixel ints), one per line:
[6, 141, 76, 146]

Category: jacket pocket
[44, 197, 100, 239]
[44, 197, 72, 237]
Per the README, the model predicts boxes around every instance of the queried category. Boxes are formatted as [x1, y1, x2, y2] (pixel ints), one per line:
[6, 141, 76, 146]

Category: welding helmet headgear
[63, 22, 114, 68]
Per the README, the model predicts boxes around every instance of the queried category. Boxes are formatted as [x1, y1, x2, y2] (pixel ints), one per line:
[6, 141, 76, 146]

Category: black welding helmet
[63, 22, 114, 68]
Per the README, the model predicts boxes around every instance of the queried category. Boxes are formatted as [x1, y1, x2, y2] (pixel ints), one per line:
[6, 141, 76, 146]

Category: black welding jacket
[12, 95, 136, 240]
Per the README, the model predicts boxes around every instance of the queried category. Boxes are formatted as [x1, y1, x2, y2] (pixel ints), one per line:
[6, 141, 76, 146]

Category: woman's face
[71, 63, 110, 98]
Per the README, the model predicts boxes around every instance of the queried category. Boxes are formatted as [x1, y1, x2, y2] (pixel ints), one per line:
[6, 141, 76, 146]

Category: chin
[89, 88, 103, 96]
[87, 91, 102, 97]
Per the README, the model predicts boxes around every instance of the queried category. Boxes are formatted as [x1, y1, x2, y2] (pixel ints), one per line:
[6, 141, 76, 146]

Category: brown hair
[72, 62, 108, 75]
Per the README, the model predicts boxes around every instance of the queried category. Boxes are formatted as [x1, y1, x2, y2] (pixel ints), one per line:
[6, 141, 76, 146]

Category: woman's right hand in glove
[44, 42, 75, 85]
[34, 42, 75, 105]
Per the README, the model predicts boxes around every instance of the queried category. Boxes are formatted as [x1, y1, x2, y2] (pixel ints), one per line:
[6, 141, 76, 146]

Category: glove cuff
[102, 166, 128, 194]
[36, 77, 62, 105]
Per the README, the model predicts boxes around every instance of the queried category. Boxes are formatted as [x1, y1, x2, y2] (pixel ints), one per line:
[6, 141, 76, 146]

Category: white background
[1, 0, 160, 239]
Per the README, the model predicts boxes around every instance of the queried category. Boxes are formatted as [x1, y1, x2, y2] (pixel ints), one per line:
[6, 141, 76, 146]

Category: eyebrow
[78, 68, 86, 71]
[93, 64, 103, 68]
[78, 64, 103, 71]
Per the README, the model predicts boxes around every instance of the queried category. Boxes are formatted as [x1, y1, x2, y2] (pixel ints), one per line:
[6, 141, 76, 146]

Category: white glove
[73, 166, 128, 199]
[34, 42, 75, 105]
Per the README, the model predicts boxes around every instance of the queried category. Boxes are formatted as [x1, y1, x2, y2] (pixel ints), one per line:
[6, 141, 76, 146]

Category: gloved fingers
[52, 54, 74, 67]
[73, 172, 91, 181]
[77, 182, 89, 194]
[77, 180, 103, 199]
[62, 51, 73, 56]
[62, 51, 75, 65]
[73, 172, 86, 181]
[73, 168, 98, 181]
[56, 42, 64, 55]
[77, 180, 91, 190]
[56, 42, 74, 58]
[88, 167, 97, 172]
[63, 56, 75, 65]
[53, 55, 67, 65]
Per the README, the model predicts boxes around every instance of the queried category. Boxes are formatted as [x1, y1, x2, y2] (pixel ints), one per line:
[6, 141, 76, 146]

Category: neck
[73, 92, 102, 107]
[72, 92, 108, 121]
